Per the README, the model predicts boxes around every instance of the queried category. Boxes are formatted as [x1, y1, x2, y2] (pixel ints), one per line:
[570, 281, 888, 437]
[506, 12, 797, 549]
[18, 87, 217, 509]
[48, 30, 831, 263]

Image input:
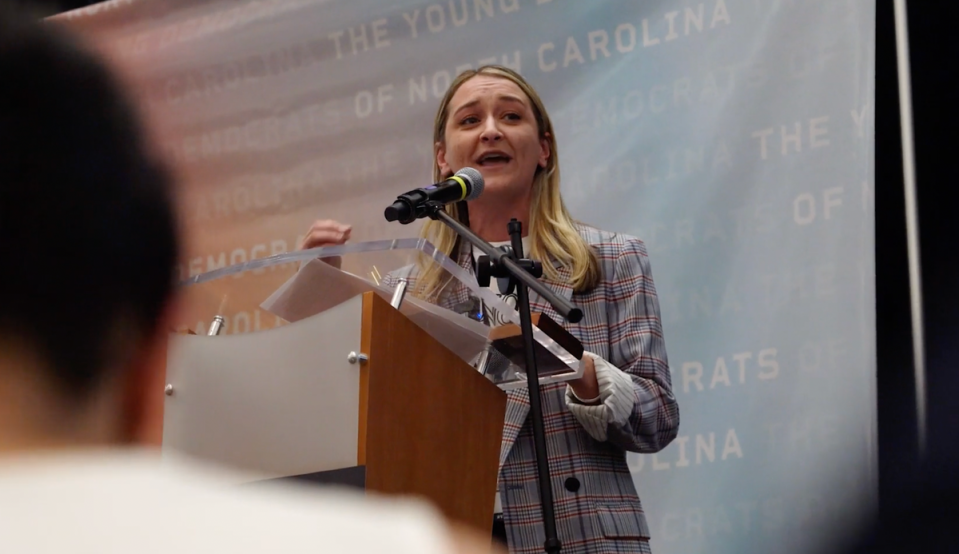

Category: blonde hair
[415, 65, 600, 302]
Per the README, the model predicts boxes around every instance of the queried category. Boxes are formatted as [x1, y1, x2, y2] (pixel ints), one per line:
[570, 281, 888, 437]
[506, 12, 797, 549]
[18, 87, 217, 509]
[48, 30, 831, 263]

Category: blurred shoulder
[0, 450, 455, 554]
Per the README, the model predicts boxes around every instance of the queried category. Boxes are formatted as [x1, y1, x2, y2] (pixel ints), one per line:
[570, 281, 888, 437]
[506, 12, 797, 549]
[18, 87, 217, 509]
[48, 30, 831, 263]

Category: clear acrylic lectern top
[173, 238, 583, 390]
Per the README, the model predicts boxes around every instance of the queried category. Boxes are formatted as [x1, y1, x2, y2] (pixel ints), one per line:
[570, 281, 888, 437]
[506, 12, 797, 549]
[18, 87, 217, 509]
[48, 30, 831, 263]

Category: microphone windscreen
[456, 167, 484, 201]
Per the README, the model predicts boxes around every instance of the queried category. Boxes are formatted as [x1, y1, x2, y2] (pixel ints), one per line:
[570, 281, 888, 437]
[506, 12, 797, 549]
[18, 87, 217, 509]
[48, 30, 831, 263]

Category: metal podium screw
[347, 352, 369, 365]
[207, 315, 225, 336]
[390, 279, 409, 309]
[164, 384, 175, 396]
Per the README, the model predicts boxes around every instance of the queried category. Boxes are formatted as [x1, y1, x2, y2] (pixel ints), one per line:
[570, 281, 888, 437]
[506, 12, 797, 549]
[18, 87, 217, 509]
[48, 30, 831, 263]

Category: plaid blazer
[387, 224, 679, 553]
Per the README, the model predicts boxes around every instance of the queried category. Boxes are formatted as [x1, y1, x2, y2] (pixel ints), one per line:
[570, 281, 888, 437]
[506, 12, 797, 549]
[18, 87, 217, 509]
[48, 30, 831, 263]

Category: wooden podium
[163, 291, 507, 532]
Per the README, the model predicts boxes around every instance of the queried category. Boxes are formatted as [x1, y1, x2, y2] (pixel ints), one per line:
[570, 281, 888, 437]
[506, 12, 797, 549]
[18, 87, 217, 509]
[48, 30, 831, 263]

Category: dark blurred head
[0, 4, 179, 447]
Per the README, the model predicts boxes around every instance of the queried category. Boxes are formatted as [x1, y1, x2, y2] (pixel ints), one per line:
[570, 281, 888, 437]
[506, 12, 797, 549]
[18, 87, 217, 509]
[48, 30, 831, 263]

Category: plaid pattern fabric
[387, 225, 679, 553]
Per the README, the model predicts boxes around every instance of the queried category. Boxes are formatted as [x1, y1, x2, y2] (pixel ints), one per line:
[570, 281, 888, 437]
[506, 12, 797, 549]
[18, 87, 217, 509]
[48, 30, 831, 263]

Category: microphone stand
[423, 201, 582, 554]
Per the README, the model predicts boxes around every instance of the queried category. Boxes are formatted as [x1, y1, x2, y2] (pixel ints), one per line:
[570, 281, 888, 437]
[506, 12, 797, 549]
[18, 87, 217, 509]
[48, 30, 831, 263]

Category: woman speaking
[301, 65, 679, 553]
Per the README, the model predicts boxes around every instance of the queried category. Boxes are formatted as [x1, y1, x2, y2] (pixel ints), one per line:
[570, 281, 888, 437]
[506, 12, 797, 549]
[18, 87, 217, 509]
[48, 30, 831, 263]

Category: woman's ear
[435, 141, 452, 177]
[539, 132, 551, 168]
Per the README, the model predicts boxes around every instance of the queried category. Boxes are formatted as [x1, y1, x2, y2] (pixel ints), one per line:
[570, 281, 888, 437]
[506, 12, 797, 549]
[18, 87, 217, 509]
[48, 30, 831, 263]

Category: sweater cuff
[565, 352, 636, 442]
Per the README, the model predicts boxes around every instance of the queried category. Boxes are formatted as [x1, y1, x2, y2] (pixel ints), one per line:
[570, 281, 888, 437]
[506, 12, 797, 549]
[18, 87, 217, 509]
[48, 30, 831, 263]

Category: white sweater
[0, 449, 453, 554]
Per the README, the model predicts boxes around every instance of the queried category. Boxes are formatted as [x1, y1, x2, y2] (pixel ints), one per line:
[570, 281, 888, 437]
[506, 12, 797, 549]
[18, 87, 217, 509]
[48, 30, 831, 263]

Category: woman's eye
[461, 116, 479, 125]
[504, 113, 521, 121]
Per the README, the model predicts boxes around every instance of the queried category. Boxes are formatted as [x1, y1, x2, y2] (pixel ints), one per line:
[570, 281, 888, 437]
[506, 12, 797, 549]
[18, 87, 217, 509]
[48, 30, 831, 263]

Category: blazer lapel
[498, 260, 575, 466]
[529, 261, 575, 323]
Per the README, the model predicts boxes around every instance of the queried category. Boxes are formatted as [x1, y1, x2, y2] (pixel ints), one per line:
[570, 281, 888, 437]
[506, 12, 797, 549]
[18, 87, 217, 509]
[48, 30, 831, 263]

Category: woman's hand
[568, 355, 599, 402]
[300, 219, 351, 268]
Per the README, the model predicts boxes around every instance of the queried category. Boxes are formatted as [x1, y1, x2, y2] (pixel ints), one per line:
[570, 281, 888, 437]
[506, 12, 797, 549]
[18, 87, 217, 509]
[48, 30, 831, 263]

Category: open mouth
[477, 151, 513, 166]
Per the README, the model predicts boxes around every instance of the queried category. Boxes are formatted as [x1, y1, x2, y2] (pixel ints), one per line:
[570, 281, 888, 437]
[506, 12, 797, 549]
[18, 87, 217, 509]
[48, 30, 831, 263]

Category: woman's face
[436, 75, 550, 202]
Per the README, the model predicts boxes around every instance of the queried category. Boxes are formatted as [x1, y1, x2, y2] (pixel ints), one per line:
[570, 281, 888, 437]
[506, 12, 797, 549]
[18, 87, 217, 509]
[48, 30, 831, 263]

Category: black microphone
[384, 167, 484, 224]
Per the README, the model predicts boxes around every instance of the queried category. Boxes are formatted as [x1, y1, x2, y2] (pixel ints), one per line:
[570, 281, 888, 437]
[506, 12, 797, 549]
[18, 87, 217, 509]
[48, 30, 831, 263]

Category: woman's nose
[480, 117, 503, 142]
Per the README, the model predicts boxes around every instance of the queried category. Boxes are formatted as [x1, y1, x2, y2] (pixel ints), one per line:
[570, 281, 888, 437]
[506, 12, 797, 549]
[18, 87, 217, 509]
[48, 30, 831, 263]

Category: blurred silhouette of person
[0, 5, 499, 553]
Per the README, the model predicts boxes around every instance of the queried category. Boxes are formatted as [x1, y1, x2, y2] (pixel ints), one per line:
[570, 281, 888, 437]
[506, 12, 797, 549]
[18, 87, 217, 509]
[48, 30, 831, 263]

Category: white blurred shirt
[0, 449, 453, 553]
